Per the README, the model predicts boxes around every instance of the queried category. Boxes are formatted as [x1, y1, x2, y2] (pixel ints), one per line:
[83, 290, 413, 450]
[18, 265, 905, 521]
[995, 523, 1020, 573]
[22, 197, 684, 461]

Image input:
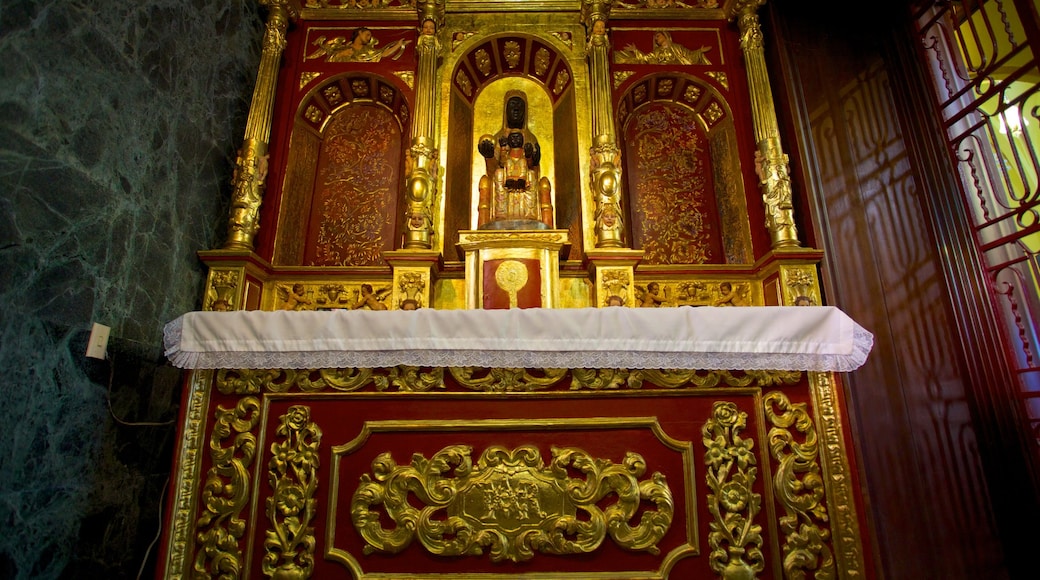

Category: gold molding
[809, 372, 867, 577]
[161, 369, 213, 580]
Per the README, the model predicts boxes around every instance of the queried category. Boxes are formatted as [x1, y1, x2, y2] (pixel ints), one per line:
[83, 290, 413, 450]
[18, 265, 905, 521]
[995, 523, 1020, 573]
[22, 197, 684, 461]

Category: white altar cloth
[162, 306, 873, 372]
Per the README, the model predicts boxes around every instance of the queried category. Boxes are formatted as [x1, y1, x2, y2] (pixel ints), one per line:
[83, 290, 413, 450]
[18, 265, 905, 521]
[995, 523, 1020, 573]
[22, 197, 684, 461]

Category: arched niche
[617, 74, 753, 265]
[273, 73, 411, 266]
[441, 34, 582, 262]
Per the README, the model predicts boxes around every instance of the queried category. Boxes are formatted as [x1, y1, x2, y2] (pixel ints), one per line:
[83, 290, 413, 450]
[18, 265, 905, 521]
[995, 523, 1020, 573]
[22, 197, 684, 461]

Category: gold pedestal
[457, 230, 570, 309]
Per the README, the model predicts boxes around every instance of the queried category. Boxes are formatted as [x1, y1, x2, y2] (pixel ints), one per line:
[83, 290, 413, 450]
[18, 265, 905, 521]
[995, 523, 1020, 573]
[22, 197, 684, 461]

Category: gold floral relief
[192, 397, 261, 578]
[263, 406, 323, 579]
[763, 390, 835, 578]
[350, 445, 674, 562]
[205, 268, 242, 312]
[702, 401, 764, 578]
[449, 367, 567, 392]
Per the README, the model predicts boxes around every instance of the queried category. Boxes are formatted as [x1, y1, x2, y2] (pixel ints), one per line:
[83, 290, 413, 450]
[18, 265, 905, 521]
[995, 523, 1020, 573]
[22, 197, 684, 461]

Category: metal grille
[912, 0, 1040, 441]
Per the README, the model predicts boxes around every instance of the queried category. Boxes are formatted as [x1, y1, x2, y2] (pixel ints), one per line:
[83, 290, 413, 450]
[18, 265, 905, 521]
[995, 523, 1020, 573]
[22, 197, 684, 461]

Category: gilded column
[224, 1, 290, 250]
[728, 0, 800, 248]
[403, 1, 445, 249]
[582, 0, 625, 249]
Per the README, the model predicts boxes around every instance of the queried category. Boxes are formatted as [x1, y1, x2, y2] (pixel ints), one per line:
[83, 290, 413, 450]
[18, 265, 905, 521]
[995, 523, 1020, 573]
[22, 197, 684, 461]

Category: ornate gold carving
[706, 70, 729, 90]
[614, 31, 712, 65]
[351, 445, 673, 561]
[392, 70, 414, 89]
[263, 406, 322, 579]
[322, 84, 343, 106]
[193, 397, 261, 578]
[657, 78, 674, 96]
[350, 79, 369, 97]
[494, 260, 529, 308]
[214, 367, 452, 394]
[503, 40, 521, 68]
[455, 70, 473, 97]
[809, 372, 867, 575]
[616, 0, 720, 8]
[553, 68, 571, 94]
[764, 390, 835, 579]
[683, 84, 703, 103]
[601, 268, 631, 304]
[452, 30, 477, 51]
[449, 367, 568, 392]
[702, 401, 764, 578]
[535, 48, 551, 76]
[475, 48, 492, 76]
[378, 84, 394, 105]
[213, 367, 800, 394]
[613, 70, 635, 88]
[551, 31, 573, 49]
[224, 3, 287, 250]
[704, 100, 724, 125]
[571, 368, 799, 390]
[782, 266, 820, 306]
[299, 71, 321, 89]
[590, 144, 625, 248]
[304, 104, 323, 124]
[397, 271, 427, 308]
[206, 269, 241, 312]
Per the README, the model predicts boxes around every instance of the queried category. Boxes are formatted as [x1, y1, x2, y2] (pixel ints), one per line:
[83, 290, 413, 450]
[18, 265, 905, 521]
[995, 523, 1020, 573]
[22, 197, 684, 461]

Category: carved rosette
[263, 406, 323, 579]
[193, 397, 261, 578]
[764, 390, 835, 578]
[351, 445, 673, 562]
[702, 401, 764, 577]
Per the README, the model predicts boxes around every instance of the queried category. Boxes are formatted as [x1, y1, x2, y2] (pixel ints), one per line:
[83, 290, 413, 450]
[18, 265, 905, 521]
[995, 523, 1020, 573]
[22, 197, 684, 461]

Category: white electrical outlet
[86, 323, 110, 359]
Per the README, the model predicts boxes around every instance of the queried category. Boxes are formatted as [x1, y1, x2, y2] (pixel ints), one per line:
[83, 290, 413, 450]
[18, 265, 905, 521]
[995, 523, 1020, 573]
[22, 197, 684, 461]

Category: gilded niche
[351, 445, 673, 562]
[306, 106, 401, 266]
[624, 102, 723, 264]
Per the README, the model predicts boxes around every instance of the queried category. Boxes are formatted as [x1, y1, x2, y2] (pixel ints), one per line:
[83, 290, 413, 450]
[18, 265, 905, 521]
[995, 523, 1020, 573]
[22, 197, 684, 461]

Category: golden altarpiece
[158, 1, 875, 578]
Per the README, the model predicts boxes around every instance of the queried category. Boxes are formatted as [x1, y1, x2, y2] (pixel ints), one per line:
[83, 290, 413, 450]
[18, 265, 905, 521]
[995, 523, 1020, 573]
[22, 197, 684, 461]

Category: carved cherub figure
[636, 282, 668, 307]
[278, 283, 314, 310]
[351, 283, 390, 311]
[713, 282, 746, 307]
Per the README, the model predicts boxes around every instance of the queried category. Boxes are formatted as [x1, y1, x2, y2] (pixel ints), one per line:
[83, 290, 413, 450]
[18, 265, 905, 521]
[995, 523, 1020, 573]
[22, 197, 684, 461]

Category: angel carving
[635, 282, 669, 307]
[713, 282, 747, 307]
[277, 283, 314, 310]
[307, 28, 410, 63]
[350, 284, 391, 311]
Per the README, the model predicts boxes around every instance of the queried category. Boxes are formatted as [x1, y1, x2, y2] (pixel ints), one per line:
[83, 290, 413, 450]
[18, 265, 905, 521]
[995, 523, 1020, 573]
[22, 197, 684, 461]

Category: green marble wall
[0, 1, 262, 577]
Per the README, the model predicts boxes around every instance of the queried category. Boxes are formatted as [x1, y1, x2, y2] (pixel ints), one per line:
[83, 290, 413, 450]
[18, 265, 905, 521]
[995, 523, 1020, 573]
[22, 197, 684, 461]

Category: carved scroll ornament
[351, 445, 673, 562]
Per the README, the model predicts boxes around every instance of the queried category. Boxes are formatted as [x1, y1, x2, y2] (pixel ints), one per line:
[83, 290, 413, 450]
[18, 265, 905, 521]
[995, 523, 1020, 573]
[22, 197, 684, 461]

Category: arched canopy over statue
[477, 90, 553, 230]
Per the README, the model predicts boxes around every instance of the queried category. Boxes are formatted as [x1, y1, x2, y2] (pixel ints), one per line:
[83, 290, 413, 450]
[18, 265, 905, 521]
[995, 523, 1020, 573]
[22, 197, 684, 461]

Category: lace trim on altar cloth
[162, 307, 874, 372]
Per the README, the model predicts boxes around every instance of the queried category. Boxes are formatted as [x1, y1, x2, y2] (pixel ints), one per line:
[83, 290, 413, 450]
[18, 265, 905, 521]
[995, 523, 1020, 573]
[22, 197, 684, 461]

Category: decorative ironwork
[351, 445, 673, 562]
[193, 397, 261, 578]
[263, 406, 323, 578]
[702, 401, 764, 577]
